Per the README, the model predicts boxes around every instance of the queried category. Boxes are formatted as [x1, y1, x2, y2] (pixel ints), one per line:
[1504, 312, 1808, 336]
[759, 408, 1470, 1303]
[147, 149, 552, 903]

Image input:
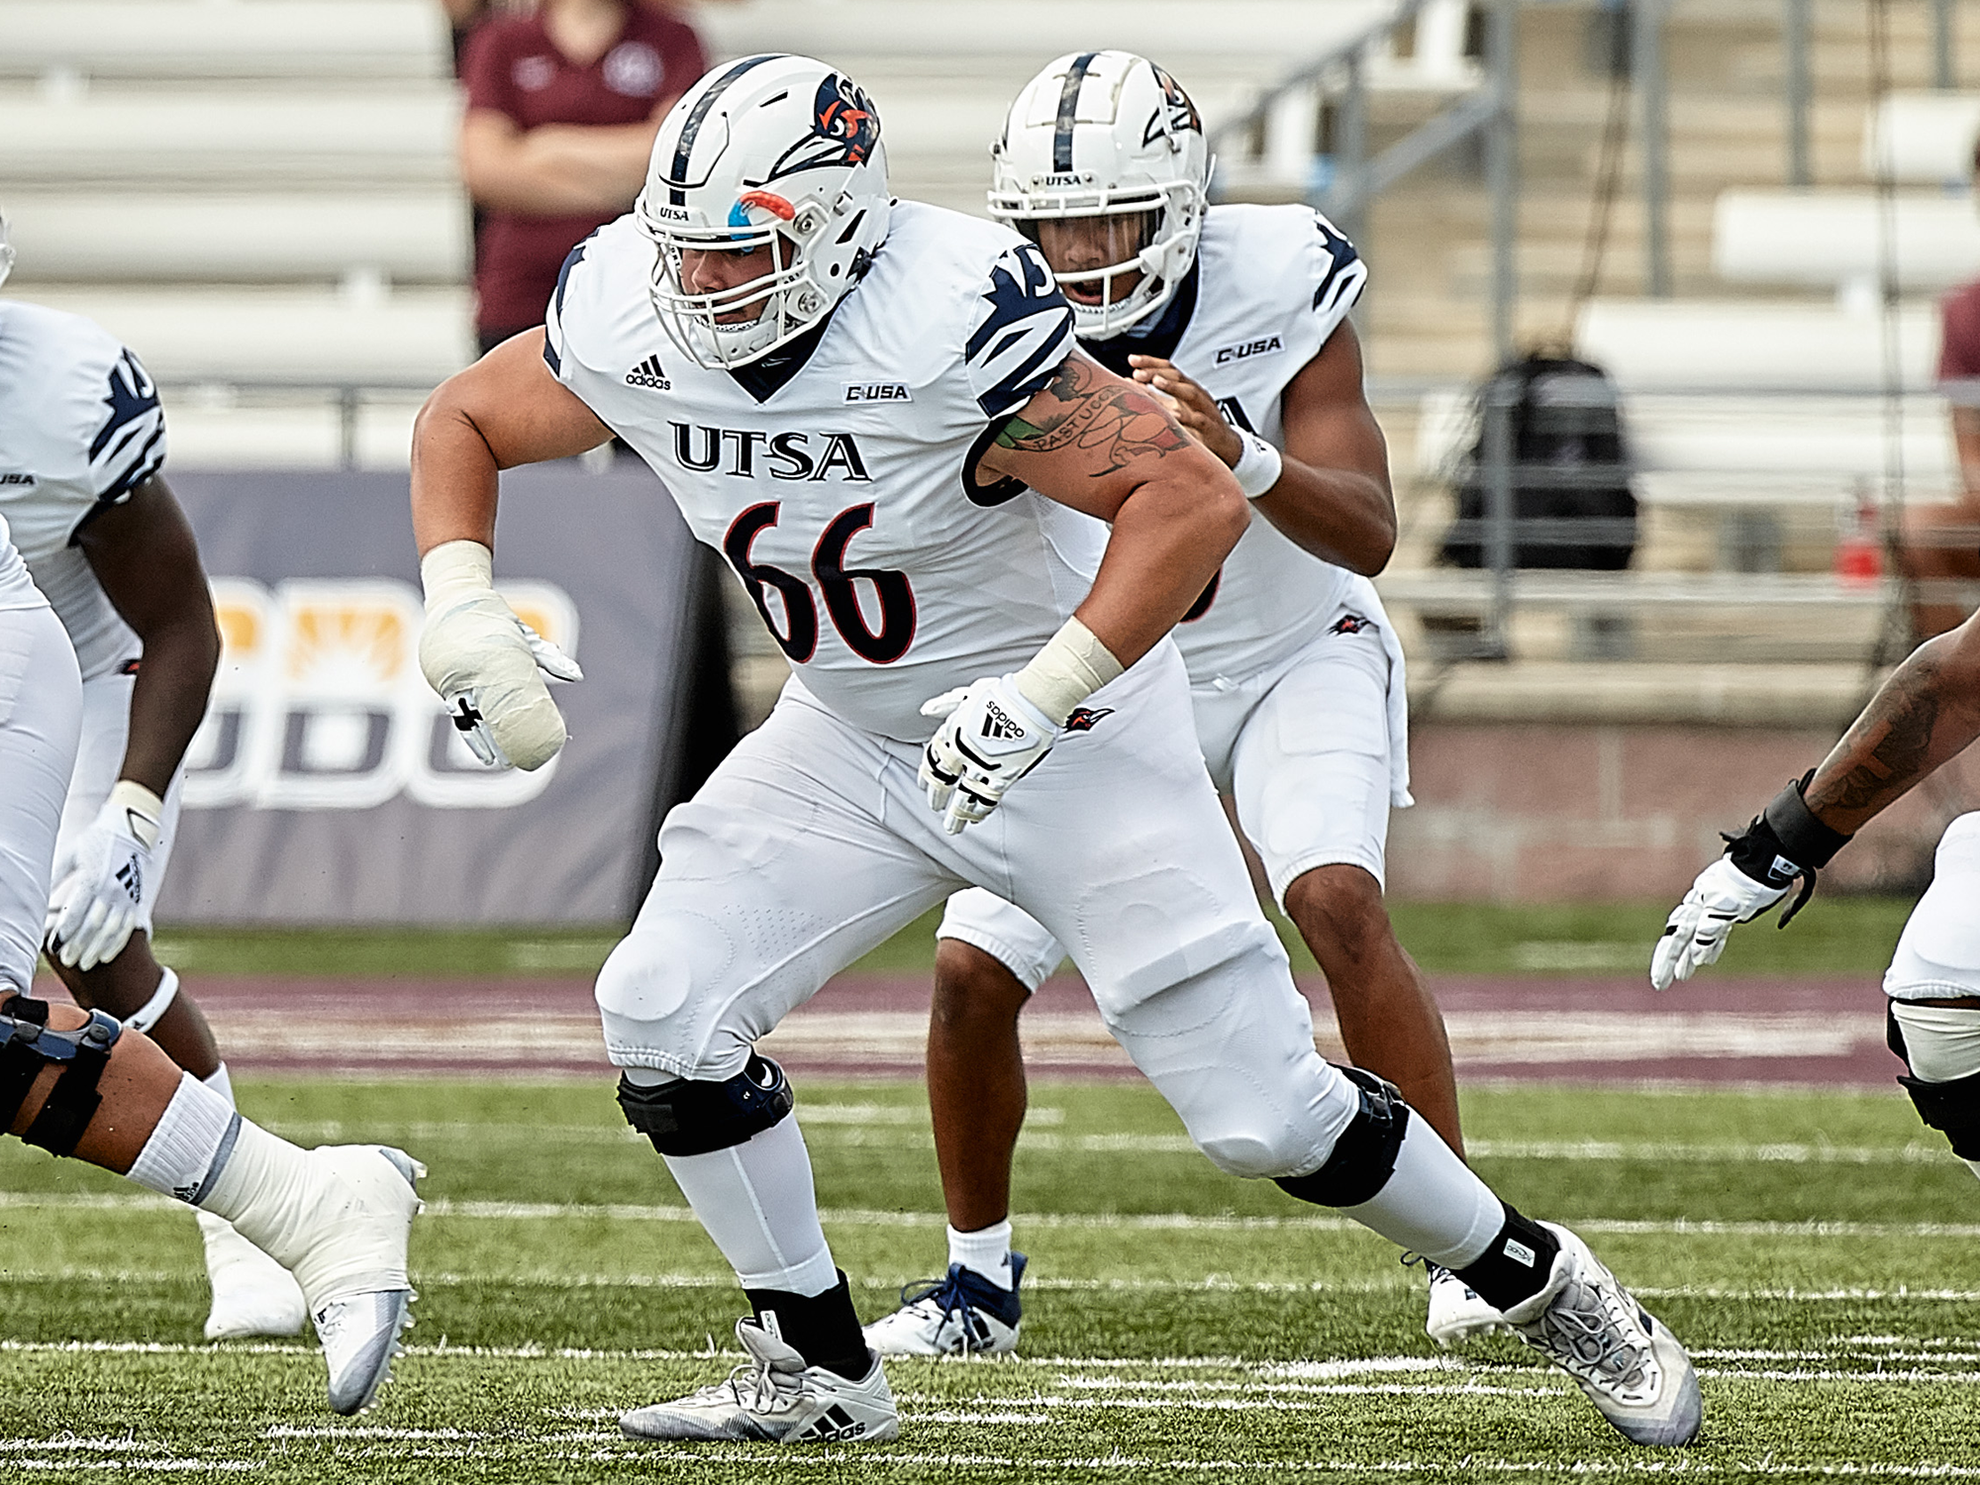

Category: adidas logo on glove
[980, 702, 1025, 741]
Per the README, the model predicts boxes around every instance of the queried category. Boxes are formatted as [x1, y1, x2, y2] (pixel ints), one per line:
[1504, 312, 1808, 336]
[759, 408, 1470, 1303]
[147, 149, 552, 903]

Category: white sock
[125, 1072, 238, 1203]
[662, 1115, 840, 1296]
[1341, 1117, 1506, 1270]
[947, 1220, 1015, 1290]
[203, 1061, 235, 1107]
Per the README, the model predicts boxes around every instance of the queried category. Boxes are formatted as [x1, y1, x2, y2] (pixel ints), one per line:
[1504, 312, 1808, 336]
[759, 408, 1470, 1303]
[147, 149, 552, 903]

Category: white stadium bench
[2, 194, 469, 285]
[1863, 91, 1980, 185]
[4, 286, 475, 387]
[1713, 189, 1980, 294]
[0, 2, 449, 81]
[0, 95, 460, 188]
[1573, 299, 1939, 392]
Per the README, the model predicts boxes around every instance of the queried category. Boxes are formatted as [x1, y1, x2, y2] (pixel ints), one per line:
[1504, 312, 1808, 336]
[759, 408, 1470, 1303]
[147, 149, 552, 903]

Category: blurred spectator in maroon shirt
[458, 0, 706, 353]
[1901, 137, 1980, 639]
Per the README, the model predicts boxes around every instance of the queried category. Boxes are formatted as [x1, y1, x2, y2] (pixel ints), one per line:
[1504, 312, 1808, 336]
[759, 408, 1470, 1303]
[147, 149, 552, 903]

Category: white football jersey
[0, 515, 40, 611]
[1088, 204, 1367, 685]
[0, 301, 164, 678]
[546, 201, 1108, 743]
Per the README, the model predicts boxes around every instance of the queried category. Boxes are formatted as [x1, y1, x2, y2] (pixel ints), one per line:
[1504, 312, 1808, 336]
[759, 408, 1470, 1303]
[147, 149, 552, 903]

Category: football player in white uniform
[411, 55, 1700, 1448]
[0, 216, 422, 1415]
[862, 51, 1490, 1362]
[1654, 607, 1980, 1183]
[0, 257, 310, 1339]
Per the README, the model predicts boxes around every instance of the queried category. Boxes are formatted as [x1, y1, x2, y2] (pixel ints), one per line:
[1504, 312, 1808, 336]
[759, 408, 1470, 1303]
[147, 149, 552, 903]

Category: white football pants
[943, 579, 1408, 990]
[0, 602, 84, 996]
[597, 645, 1505, 1290]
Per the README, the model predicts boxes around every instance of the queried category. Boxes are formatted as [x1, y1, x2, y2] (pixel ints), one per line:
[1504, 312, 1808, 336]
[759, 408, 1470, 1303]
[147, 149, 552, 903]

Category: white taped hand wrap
[1231, 431, 1284, 499]
[418, 539, 581, 772]
[1012, 617, 1125, 726]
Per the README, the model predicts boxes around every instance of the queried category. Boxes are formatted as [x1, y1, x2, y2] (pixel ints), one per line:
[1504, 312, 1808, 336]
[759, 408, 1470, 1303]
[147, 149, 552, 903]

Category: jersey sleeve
[82, 344, 167, 512]
[962, 241, 1078, 421]
[1307, 211, 1369, 345]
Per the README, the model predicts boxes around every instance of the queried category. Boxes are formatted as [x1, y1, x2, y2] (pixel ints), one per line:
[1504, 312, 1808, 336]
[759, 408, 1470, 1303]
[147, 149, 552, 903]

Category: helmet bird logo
[764, 74, 880, 182]
[1143, 65, 1202, 148]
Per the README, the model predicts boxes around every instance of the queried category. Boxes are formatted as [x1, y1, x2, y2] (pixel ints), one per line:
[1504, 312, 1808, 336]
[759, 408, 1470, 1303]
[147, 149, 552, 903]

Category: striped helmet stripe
[1052, 52, 1099, 173]
[668, 54, 781, 205]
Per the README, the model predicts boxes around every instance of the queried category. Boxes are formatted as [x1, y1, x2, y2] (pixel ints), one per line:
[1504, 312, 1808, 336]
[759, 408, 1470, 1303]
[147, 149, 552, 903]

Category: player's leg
[0, 606, 416, 1413]
[1883, 813, 1980, 1177]
[864, 889, 1059, 1357]
[46, 673, 305, 1338]
[597, 694, 958, 1444]
[992, 651, 1699, 1446]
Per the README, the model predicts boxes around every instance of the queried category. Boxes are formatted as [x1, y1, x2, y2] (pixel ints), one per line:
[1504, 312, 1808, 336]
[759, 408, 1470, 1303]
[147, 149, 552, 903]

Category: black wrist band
[1760, 769, 1852, 870]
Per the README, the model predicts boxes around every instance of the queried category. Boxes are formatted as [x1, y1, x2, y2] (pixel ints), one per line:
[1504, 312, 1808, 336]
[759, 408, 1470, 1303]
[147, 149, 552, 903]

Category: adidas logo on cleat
[625, 355, 672, 390]
[804, 1404, 869, 1442]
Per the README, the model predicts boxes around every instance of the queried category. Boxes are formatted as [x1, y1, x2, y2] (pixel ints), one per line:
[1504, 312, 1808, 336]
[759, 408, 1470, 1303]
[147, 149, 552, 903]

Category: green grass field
[4, 1072, 1976, 1481]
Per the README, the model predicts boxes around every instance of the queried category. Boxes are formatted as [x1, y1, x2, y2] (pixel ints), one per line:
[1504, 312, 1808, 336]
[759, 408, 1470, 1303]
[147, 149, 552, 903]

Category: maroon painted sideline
[39, 971, 1902, 1087]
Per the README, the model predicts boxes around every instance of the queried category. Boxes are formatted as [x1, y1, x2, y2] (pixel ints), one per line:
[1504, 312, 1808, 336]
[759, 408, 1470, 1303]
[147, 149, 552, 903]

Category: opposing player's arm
[411, 328, 612, 553]
[1801, 610, 1980, 833]
[977, 353, 1247, 668]
[1129, 320, 1395, 576]
[74, 476, 221, 797]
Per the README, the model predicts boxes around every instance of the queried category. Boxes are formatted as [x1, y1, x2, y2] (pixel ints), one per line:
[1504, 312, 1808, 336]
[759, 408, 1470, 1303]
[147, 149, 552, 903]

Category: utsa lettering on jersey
[410, 52, 1698, 1452]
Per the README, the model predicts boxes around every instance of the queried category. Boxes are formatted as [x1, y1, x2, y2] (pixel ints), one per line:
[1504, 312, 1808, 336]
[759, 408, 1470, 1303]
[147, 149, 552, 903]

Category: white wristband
[420, 539, 495, 614]
[1012, 616, 1125, 725]
[1231, 432, 1283, 499]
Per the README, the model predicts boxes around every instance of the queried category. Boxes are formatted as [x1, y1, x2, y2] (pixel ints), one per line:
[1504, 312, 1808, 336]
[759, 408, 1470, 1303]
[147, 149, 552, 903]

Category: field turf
[4, 1071, 1976, 1481]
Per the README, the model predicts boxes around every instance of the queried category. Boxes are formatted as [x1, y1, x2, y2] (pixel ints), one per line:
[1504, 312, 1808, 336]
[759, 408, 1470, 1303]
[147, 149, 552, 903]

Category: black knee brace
[1889, 1005, 1980, 1159]
[0, 995, 124, 1157]
[617, 1053, 795, 1156]
[1273, 1066, 1411, 1208]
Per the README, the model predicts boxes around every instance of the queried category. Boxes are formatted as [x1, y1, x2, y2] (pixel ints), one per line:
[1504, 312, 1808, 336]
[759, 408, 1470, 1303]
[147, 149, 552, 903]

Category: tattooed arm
[1802, 611, 1980, 833]
[976, 352, 1247, 667]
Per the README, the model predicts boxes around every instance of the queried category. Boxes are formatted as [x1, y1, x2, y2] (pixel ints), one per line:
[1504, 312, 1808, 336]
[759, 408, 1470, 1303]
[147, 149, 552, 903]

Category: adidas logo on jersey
[1214, 335, 1284, 365]
[625, 355, 672, 390]
[980, 702, 1026, 741]
[845, 381, 911, 403]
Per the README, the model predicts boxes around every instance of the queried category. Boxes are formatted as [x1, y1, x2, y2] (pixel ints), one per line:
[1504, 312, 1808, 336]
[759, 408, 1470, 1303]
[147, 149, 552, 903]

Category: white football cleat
[620, 1318, 899, 1444]
[1501, 1223, 1702, 1447]
[288, 1146, 424, 1415]
[197, 1208, 307, 1339]
[863, 1255, 1025, 1358]
[1424, 1263, 1502, 1348]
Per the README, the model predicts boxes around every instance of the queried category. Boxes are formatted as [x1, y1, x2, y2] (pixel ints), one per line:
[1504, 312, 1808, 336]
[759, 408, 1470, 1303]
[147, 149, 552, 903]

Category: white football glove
[46, 780, 162, 971]
[418, 541, 581, 771]
[918, 675, 1061, 834]
[1650, 856, 1789, 991]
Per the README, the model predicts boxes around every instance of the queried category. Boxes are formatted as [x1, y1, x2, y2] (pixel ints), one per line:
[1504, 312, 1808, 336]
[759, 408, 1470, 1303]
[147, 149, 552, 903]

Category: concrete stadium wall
[1389, 723, 1980, 901]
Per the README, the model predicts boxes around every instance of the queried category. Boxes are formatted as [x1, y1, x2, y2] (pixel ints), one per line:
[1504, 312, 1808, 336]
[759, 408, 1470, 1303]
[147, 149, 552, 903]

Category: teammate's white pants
[1885, 814, 1980, 1181]
[942, 582, 1408, 991]
[0, 604, 83, 996]
[599, 645, 1365, 1178]
[52, 667, 184, 940]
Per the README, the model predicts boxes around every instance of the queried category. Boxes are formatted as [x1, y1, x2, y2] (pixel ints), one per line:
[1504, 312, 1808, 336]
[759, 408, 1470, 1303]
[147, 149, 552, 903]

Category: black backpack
[1439, 353, 1637, 571]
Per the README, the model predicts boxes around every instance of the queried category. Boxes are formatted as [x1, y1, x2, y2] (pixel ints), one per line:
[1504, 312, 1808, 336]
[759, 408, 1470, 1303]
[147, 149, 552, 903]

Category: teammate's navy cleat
[863, 1253, 1026, 1357]
[620, 1318, 899, 1443]
[1424, 1262, 1502, 1347]
[1501, 1223, 1702, 1446]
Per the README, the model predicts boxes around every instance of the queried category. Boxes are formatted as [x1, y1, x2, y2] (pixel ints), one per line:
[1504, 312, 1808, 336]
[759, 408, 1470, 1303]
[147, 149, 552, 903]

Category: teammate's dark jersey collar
[1078, 259, 1201, 378]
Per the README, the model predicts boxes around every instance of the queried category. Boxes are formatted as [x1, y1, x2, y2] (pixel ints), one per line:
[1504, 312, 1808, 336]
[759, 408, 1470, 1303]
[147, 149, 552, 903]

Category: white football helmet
[988, 51, 1209, 339]
[0, 210, 14, 290]
[634, 54, 891, 369]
